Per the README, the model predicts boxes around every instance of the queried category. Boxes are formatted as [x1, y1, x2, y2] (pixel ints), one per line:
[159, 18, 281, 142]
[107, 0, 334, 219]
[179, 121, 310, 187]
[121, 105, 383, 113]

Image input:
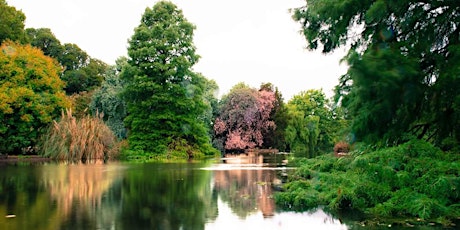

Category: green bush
[275, 139, 460, 224]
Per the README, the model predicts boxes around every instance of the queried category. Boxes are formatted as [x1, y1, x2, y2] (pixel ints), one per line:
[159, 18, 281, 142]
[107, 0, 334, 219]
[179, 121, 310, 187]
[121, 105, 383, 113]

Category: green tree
[62, 58, 107, 94]
[0, 0, 26, 44]
[285, 90, 343, 157]
[294, 0, 460, 147]
[26, 28, 107, 94]
[122, 1, 217, 157]
[259, 82, 288, 151]
[201, 78, 219, 137]
[90, 57, 128, 139]
[26, 28, 64, 58]
[0, 41, 70, 154]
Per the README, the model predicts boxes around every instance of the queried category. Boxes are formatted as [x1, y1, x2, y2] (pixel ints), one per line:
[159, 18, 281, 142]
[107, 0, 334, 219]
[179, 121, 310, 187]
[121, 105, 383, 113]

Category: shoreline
[0, 155, 51, 164]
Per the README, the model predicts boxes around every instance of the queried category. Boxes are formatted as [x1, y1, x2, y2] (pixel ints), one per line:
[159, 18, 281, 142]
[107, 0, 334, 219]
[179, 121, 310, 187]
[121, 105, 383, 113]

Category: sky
[7, 0, 348, 101]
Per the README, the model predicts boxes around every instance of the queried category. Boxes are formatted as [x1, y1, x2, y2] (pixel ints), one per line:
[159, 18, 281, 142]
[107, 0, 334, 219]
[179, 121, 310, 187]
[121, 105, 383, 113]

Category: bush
[275, 139, 460, 224]
[39, 109, 119, 161]
[333, 141, 350, 155]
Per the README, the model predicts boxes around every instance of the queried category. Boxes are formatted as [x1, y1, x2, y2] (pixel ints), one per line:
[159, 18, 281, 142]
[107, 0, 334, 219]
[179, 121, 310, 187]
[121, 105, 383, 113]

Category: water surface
[0, 156, 348, 229]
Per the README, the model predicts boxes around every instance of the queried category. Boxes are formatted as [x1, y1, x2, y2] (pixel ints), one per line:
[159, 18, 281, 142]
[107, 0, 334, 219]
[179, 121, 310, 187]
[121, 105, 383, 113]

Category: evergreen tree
[90, 57, 128, 139]
[122, 1, 216, 157]
[294, 0, 460, 147]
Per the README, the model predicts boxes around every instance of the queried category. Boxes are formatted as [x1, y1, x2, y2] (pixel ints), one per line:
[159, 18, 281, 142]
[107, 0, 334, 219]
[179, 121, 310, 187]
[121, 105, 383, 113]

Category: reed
[40, 109, 118, 161]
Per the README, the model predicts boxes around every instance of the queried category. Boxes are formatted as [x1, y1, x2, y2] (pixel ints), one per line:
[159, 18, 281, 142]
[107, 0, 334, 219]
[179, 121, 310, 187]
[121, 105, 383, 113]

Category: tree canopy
[285, 89, 344, 157]
[122, 1, 217, 157]
[26, 28, 107, 94]
[90, 57, 128, 139]
[0, 41, 70, 153]
[213, 83, 276, 152]
[294, 0, 460, 147]
[0, 0, 27, 44]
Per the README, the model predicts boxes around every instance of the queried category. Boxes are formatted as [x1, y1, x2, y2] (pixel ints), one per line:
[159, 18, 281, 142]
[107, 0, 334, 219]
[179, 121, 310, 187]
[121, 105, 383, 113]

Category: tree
[0, 0, 27, 44]
[259, 83, 288, 151]
[122, 1, 216, 157]
[285, 89, 344, 157]
[26, 27, 107, 94]
[26, 28, 64, 58]
[90, 57, 128, 139]
[294, 0, 460, 147]
[214, 83, 276, 152]
[62, 58, 107, 94]
[0, 41, 70, 154]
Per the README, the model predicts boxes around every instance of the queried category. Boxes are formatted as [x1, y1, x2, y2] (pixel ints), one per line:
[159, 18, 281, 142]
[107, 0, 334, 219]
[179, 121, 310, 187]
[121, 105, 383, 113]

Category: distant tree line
[0, 0, 348, 159]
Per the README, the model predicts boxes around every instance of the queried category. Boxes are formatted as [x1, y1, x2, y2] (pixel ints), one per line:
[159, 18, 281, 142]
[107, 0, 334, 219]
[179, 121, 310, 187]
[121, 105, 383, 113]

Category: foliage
[26, 28, 63, 58]
[275, 139, 460, 224]
[26, 28, 107, 94]
[69, 91, 93, 118]
[0, 41, 70, 154]
[213, 83, 276, 152]
[122, 1, 218, 157]
[39, 109, 118, 160]
[285, 89, 346, 157]
[201, 78, 219, 137]
[259, 82, 289, 151]
[0, 0, 27, 44]
[61, 54, 107, 95]
[293, 0, 460, 147]
[333, 141, 350, 154]
[90, 57, 128, 139]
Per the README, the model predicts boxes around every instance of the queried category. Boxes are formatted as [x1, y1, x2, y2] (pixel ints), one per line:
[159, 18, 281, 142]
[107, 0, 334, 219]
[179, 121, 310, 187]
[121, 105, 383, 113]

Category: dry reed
[40, 109, 118, 160]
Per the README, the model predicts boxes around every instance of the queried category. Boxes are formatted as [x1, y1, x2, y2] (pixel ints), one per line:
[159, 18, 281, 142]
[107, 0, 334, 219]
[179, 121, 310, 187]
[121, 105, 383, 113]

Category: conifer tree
[122, 1, 216, 157]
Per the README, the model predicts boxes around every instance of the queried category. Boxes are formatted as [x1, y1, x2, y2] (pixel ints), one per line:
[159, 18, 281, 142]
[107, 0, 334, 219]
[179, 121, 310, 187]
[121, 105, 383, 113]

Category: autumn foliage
[0, 41, 70, 153]
[333, 141, 350, 156]
[214, 85, 276, 152]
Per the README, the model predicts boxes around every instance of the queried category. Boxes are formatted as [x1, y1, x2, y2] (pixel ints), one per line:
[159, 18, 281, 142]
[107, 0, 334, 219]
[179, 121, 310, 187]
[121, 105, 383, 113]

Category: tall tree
[0, 0, 26, 44]
[285, 89, 345, 157]
[122, 1, 216, 157]
[259, 82, 288, 151]
[26, 28, 107, 94]
[214, 83, 276, 152]
[0, 41, 70, 154]
[26, 28, 64, 58]
[294, 0, 460, 146]
[90, 57, 128, 139]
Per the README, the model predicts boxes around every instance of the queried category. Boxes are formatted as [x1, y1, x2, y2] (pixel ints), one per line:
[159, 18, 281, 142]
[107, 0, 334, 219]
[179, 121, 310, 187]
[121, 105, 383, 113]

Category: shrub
[333, 141, 350, 155]
[275, 139, 460, 224]
[39, 109, 118, 161]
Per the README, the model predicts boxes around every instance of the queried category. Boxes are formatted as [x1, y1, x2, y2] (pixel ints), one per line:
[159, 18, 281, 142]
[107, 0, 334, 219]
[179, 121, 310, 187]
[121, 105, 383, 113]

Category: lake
[0, 154, 445, 230]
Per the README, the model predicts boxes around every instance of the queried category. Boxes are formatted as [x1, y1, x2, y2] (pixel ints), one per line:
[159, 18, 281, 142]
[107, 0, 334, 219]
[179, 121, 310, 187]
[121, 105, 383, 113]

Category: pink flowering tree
[213, 83, 276, 152]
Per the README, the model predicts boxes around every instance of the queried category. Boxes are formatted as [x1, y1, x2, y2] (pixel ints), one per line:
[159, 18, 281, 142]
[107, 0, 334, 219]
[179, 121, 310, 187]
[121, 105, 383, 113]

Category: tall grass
[40, 109, 119, 161]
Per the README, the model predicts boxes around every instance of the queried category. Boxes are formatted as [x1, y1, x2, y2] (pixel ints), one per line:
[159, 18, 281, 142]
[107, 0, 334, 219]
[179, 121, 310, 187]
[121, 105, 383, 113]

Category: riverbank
[0, 155, 51, 165]
[274, 139, 460, 228]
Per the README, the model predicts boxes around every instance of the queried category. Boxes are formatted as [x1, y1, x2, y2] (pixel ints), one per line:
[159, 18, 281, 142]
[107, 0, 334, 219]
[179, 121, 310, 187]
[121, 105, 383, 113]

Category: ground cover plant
[275, 139, 460, 226]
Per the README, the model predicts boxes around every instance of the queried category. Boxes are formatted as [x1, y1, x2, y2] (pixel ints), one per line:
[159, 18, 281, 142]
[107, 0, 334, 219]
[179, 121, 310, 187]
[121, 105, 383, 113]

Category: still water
[0, 155, 360, 229]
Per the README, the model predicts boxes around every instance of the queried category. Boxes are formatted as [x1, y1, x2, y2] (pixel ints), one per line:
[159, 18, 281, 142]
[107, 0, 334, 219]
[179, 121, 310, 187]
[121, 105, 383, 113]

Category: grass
[275, 139, 460, 226]
[39, 109, 119, 161]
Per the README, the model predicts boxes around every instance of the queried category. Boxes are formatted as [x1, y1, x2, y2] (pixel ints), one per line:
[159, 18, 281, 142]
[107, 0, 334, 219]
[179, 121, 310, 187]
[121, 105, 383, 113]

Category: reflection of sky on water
[206, 197, 348, 230]
[204, 160, 348, 230]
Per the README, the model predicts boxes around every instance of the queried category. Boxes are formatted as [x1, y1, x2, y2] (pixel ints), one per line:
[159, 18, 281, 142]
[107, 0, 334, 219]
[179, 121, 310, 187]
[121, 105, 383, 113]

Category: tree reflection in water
[0, 154, 349, 230]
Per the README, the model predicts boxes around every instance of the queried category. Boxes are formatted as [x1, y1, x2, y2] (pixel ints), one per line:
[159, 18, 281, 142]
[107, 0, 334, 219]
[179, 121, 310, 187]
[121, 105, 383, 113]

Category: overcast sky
[7, 0, 348, 101]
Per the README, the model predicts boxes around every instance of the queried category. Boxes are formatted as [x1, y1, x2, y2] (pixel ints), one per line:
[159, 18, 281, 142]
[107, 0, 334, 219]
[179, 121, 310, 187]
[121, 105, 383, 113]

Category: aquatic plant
[39, 109, 118, 160]
[275, 139, 460, 225]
